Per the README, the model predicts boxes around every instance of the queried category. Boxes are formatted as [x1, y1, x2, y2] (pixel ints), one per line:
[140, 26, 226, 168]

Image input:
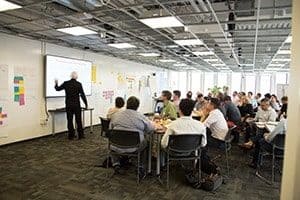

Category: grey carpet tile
[0, 127, 281, 200]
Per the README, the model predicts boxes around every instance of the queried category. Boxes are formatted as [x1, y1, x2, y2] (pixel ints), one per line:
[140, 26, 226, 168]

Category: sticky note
[19, 80, 24, 85]
[0, 121, 3, 125]
[19, 86, 24, 94]
[20, 94, 25, 105]
[0, 107, 2, 112]
[14, 86, 19, 93]
[14, 95, 20, 102]
[2, 113, 7, 118]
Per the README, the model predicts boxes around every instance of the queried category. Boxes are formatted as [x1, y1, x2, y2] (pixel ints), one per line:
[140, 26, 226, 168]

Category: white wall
[0, 33, 168, 146]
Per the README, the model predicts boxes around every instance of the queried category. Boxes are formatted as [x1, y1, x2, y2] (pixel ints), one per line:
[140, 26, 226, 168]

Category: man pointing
[55, 71, 88, 140]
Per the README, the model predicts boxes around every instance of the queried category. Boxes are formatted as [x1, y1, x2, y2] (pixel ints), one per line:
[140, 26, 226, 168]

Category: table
[48, 107, 94, 135]
[255, 122, 279, 132]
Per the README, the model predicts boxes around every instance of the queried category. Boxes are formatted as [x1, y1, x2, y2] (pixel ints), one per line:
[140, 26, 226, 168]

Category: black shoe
[68, 135, 75, 140]
[248, 162, 258, 169]
[114, 165, 126, 175]
[78, 134, 85, 140]
[138, 167, 147, 180]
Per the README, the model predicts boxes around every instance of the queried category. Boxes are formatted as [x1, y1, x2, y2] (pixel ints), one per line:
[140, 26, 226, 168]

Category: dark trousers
[66, 106, 83, 138]
[252, 138, 272, 165]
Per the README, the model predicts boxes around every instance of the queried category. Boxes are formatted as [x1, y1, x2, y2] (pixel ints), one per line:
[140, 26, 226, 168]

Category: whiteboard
[45, 55, 92, 97]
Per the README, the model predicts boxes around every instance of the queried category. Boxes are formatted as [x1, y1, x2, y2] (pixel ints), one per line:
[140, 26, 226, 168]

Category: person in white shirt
[204, 98, 229, 149]
[106, 97, 125, 119]
[232, 91, 240, 106]
[172, 90, 181, 113]
[241, 98, 277, 148]
[249, 117, 287, 169]
[247, 91, 258, 110]
[161, 99, 207, 149]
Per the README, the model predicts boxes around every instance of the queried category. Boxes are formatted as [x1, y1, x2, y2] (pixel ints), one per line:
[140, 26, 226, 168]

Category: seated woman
[238, 96, 255, 120]
[270, 94, 281, 112]
[106, 97, 125, 119]
[248, 116, 287, 169]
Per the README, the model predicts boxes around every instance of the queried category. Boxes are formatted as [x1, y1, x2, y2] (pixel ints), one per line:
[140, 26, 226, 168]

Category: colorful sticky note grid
[13, 76, 25, 106]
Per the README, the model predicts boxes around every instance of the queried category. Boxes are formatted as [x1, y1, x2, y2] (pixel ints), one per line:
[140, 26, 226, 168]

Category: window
[178, 71, 187, 95]
[203, 72, 214, 95]
[245, 74, 256, 94]
[276, 73, 287, 85]
[231, 73, 241, 93]
[259, 74, 271, 95]
[169, 71, 179, 91]
[191, 72, 201, 94]
[217, 73, 228, 88]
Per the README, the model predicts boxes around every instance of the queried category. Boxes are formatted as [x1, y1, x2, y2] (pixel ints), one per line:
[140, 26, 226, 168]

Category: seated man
[249, 117, 287, 169]
[161, 90, 178, 120]
[109, 96, 154, 176]
[172, 90, 181, 113]
[204, 98, 229, 149]
[106, 97, 125, 119]
[161, 98, 207, 149]
[223, 96, 241, 126]
[241, 98, 277, 147]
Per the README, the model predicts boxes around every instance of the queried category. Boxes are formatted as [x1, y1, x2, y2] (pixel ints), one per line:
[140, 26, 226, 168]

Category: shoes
[248, 162, 258, 169]
[138, 167, 147, 180]
[113, 165, 126, 175]
[78, 134, 85, 140]
[68, 135, 75, 140]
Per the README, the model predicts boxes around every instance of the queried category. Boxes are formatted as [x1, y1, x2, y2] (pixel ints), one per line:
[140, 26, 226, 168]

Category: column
[281, 0, 300, 198]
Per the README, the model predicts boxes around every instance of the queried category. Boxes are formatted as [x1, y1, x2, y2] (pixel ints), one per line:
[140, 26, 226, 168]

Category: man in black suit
[55, 71, 88, 140]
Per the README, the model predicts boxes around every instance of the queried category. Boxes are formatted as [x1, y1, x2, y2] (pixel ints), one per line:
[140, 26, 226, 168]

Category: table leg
[90, 110, 93, 133]
[147, 133, 152, 174]
[52, 113, 55, 136]
[156, 134, 162, 176]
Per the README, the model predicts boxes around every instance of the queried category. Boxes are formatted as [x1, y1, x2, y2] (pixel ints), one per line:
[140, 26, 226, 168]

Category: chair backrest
[100, 117, 110, 132]
[225, 126, 237, 141]
[273, 134, 285, 150]
[192, 116, 201, 121]
[108, 129, 140, 149]
[168, 134, 203, 154]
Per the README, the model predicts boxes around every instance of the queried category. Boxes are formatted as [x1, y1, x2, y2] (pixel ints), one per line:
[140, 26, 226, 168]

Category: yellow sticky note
[19, 86, 25, 94]
[19, 80, 24, 85]
[91, 65, 97, 83]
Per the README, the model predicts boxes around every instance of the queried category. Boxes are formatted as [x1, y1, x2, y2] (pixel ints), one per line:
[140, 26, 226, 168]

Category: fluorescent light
[174, 39, 204, 46]
[158, 59, 176, 63]
[268, 64, 285, 67]
[192, 51, 215, 56]
[285, 36, 292, 43]
[57, 26, 97, 36]
[0, 0, 21, 12]
[272, 58, 291, 62]
[173, 63, 187, 67]
[277, 50, 291, 54]
[167, 45, 178, 48]
[108, 43, 136, 49]
[139, 16, 184, 29]
[138, 53, 160, 57]
[211, 63, 226, 67]
[203, 59, 219, 62]
[266, 68, 288, 71]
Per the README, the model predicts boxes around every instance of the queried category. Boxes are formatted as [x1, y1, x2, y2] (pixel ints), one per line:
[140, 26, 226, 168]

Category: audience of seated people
[106, 97, 125, 119]
[106, 88, 288, 181]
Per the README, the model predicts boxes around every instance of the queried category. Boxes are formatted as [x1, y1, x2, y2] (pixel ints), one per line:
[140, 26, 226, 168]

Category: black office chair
[165, 134, 203, 189]
[107, 130, 145, 184]
[99, 117, 110, 137]
[256, 134, 285, 184]
[192, 116, 201, 121]
[224, 126, 237, 175]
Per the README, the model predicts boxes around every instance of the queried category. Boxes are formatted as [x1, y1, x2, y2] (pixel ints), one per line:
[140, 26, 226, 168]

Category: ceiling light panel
[108, 43, 136, 49]
[158, 59, 176, 63]
[0, 0, 21, 12]
[139, 16, 184, 29]
[192, 51, 215, 56]
[57, 26, 97, 36]
[138, 53, 160, 57]
[174, 39, 204, 46]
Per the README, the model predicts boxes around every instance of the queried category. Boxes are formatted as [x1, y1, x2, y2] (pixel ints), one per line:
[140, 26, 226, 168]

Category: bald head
[70, 71, 78, 80]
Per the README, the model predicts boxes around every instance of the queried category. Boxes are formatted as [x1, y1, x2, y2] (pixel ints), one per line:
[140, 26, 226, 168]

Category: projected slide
[45, 55, 92, 97]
